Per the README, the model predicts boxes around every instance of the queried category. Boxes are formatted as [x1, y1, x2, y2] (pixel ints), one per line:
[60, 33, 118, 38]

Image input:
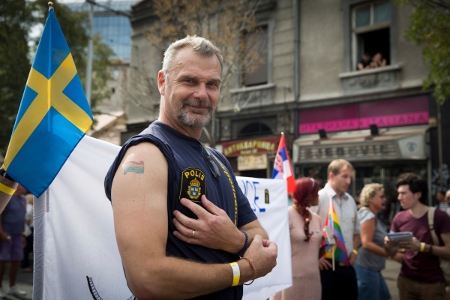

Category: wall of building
[299, 0, 427, 103]
[299, 0, 344, 101]
[127, 10, 161, 127]
[272, 0, 296, 105]
[123, 0, 449, 188]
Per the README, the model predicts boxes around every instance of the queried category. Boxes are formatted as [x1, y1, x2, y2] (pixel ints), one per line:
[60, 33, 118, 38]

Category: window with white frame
[352, 1, 391, 71]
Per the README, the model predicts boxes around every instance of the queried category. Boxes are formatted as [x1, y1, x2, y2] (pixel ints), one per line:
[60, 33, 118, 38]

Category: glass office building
[63, 0, 135, 61]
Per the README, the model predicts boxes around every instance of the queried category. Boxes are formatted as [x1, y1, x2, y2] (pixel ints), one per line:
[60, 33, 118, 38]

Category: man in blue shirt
[105, 35, 277, 299]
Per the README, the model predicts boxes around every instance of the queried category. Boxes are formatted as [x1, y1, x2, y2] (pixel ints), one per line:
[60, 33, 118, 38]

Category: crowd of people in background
[272, 158, 450, 300]
[2, 162, 449, 300]
[2, 162, 447, 300]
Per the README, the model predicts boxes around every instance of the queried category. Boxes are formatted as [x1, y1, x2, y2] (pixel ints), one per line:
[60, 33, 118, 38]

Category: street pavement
[382, 258, 402, 300]
[7, 257, 401, 300]
[1, 265, 33, 300]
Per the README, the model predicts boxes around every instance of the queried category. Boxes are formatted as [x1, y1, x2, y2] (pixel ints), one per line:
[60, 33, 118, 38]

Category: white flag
[33, 136, 292, 299]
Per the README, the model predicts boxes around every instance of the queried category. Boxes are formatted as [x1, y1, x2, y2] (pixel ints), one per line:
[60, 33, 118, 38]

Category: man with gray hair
[104, 35, 277, 299]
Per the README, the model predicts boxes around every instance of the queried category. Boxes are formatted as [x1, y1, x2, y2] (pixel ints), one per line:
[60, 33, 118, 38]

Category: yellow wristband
[229, 262, 240, 287]
[352, 249, 358, 255]
[0, 182, 16, 196]
[420, 242, 425, 252]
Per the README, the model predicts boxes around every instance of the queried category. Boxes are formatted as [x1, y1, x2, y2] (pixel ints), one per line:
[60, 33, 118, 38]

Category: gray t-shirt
[355, 207, 387, 271]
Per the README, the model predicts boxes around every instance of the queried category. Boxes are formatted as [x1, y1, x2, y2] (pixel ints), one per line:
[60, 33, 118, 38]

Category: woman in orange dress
[271, 177, 323, 300]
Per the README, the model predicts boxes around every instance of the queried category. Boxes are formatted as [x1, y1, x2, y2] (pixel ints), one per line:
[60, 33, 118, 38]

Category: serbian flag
[272, 133, 295, 193]
[324, 197, 349, 267]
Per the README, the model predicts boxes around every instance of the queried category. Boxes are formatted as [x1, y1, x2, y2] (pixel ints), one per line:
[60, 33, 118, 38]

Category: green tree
[0, 0, 35, 157]
[397, 0, 450, 104]
[91, 35, 115, 113]
[0, 0, 114, 158]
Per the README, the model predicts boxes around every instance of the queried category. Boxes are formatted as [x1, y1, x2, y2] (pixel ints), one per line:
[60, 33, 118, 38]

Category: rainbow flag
[2, 6, 93, 197]
[324, 196, 349, 266]
[272, 133, 295, 193]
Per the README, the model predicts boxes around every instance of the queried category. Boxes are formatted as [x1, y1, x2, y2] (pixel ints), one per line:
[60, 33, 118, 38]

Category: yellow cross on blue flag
[2, 6, 93, 197]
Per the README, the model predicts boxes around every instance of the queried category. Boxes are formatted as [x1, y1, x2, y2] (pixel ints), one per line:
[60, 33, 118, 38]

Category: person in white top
[310, 159, 360, 300]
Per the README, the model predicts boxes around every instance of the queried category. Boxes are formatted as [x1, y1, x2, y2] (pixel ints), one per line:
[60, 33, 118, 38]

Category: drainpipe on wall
[85, 0, 94, 107]
[294, 0, 300, 139]
[294, 0, 300, 104]
[437, 102, 443, 191]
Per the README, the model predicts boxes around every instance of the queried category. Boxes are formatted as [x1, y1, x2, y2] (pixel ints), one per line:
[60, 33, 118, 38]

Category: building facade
[294, 0, 450, 213]
[126, 0, 450, 209]
[63, 0, 134, 115]
[63, 0, 135, 145]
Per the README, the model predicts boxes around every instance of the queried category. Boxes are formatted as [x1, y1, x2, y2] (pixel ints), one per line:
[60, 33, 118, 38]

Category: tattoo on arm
[124, 161, 144, 175]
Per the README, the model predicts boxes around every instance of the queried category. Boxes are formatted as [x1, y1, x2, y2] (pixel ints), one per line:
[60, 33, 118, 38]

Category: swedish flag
[2, 7, 93, 197]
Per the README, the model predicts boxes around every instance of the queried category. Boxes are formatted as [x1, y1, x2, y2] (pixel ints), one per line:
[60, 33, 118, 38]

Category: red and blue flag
[272, 133, 295, 193]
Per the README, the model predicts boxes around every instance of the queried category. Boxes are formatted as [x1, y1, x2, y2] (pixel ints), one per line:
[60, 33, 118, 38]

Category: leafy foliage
[0, 0, 35, 156]
[0, 0, 115, 157]
[397, 0, 450, 104]
[91, 35, 115, 114]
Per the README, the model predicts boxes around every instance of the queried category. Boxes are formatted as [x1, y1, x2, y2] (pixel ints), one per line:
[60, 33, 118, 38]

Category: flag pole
[330, 196, 335, 271]
[332, 246, 335, 271]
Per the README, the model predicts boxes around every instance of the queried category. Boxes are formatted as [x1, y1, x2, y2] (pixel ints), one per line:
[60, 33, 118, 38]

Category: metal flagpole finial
[48, 2, 54, 11]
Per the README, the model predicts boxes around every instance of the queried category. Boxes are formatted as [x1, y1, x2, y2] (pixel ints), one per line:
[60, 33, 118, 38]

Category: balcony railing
[339, 64, 402, 95]
[230, 83, 276, 112]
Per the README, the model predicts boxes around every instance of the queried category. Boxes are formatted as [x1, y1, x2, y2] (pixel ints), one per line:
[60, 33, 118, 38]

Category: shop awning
[292, 125, 429, 163]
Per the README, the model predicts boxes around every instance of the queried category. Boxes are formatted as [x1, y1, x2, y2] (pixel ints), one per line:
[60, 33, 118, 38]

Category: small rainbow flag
[324, 196, 349, 266]
[123, 161, 144, 174]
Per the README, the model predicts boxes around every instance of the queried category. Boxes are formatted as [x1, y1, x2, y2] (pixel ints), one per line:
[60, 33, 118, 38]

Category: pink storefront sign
[358, 112, 428, 128]
[298, 96, 429, 134]
[299, 119, 359, 134]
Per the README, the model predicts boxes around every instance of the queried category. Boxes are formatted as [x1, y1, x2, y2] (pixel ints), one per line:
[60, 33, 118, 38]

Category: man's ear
[414, 191, 422, 201]
[328, 172, 334, 182]
[157, 70, 165, 95]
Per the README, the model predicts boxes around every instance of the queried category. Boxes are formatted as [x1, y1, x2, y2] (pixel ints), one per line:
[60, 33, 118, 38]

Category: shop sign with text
[238, 154, 268, 171]
[296, 141, 399, 163]
[298, 96, 429, 134]
[218, 137, 278, 157]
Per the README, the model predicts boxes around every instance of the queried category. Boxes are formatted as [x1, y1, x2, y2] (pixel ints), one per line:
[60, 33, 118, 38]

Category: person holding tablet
[385, 173, 450, 300]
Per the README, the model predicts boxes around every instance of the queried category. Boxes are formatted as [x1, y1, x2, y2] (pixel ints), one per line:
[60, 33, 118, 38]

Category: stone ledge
[339, 64, 402, 95]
